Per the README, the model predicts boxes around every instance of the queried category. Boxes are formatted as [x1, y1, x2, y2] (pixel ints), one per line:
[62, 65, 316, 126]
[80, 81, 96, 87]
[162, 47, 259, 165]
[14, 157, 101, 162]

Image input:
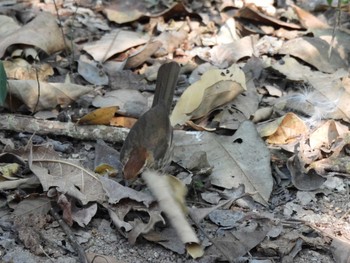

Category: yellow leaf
[77, 106, 119, 125]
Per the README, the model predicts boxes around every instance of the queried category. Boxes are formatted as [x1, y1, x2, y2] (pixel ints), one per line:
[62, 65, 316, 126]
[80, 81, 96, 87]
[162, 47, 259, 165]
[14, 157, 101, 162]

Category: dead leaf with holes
[13, 144, 105, 205]
[170, 64, 247, 126]
[174, 121, 273, 205]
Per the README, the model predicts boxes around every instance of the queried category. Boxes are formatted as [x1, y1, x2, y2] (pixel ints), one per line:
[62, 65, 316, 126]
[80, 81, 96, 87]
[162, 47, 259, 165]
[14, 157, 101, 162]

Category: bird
[120, 62, 181, 180]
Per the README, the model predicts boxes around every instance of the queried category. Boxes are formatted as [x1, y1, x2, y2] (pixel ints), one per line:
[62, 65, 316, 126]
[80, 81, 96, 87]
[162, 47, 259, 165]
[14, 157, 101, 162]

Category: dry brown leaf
[153, 28, 188, 57]
[236, 4, 301, 30]
[83, 29, 149, 62]
[103, 1, 194, 24]
[171, 64, 247, 126]
[15, 144, 105, 205]
[270, 56, 350, 121]
[279, 37, 348, 73]
[291, 4, 329, 29]
[174, 121, 272, 205]
[92, 89, 148, 118]
[77, 106, 118, 125]
[142, 170, 203, 259]
[71, 202, 97, 227]
[0, 12, 66, 58]
[209, 35, 258, 67]
[3, 59, 54, 80]
[7, 80, 93, 112]
[110, 116, 138, 128]
[312, 28, 350, 62]
[287, 155, 326, 191]
[77, 56, 109, 85]
[125, 40, 162, 69]
[258, 113, 308, 145]
[99, 176, 154, 206]
[309, 120, 348, 150]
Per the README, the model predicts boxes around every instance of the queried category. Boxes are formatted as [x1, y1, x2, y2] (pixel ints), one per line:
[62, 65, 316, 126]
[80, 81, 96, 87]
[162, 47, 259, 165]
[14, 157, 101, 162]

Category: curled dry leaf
[258, 112, 308, 145]
[170, 64, 247, 126]
[0, 12, 66, 58]
[287, 155, 326, 191]
[7, 80, 93, 112]
[142, 170, 204, 259]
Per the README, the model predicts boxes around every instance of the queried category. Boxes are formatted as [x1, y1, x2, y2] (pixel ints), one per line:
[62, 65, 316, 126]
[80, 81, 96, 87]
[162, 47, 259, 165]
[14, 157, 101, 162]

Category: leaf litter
[0, 0, 350, 262]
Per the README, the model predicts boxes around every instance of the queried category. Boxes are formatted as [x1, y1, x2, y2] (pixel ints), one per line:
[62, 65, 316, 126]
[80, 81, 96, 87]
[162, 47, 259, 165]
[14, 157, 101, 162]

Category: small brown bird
[120, 62, 181, 180]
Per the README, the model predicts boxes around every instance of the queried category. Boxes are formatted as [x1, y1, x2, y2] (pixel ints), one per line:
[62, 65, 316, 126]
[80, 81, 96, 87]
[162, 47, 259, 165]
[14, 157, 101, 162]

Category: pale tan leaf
[279, 37, 347, 73]
[142, 170, 203, 258]
[83, 29, 149, 62]
[4, 59, 53, 80]
[170, 64, 247, 126]
[7, 80, 93, 112]
[258, 113, 309, 145]
[0, 12, 66, 58]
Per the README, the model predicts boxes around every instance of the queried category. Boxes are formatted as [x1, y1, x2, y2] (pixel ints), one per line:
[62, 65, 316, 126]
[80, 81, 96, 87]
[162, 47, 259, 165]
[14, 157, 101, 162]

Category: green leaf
[0, 61, 7, 106]
[327, 0, 333, 4]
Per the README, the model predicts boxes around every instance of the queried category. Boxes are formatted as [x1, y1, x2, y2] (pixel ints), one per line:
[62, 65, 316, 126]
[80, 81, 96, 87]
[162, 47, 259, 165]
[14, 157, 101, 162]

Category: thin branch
[50, 208, 88, 263]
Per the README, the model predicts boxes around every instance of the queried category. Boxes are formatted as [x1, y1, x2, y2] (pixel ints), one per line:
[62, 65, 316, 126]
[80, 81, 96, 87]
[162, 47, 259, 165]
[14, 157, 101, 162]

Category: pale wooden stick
[0, 113, 128, 142]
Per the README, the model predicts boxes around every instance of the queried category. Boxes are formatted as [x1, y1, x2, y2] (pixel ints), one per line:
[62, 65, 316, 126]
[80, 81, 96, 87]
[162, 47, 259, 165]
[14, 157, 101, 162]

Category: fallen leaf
[83, 29, 149, 62]
[0, 12, 66, 58]
[92, 89, 148, 118]
[174, 121, 273, 205]
[279, 37, 348, 73]
[270, 56, 350, 121]
[86, 253, 121, 263]
[72, 202, 97, 227]
[77, 56, 108, 85]
[235, 4, 301, 30]
[258, 113, 308, 145]
[77, 106, 118, 125]
[287, 155, 326, 191]
[13, 196, 51, 218]
[14, 144, 105, 205]
[171, 64, 247, 126]
[100, 176, 154, 206]
[142, 169, 203, 259]
[291, 4, 329, 29]
[3, 59, 54, 80]
[7, 80, 93, 112]
[110, 116, 137, 128]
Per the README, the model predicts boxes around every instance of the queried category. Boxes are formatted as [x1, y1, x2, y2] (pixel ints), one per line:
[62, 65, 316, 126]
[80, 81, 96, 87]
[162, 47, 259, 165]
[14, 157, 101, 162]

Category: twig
[50, 207, 88, 263]
[0, 113, 128, 143]
[52, 0, 73, 72]
[328, 0, 342, 58]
